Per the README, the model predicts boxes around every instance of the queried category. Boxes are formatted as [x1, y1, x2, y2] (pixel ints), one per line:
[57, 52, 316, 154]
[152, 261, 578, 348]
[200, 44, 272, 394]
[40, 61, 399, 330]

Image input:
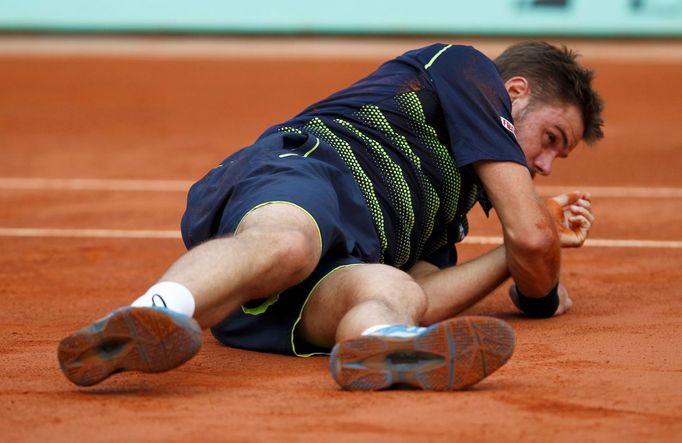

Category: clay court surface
[1, 36, 681, 442]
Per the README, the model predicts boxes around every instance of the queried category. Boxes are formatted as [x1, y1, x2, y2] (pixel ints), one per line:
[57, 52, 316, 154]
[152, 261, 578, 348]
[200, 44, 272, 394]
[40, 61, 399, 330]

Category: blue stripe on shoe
[366, 324, 428, 338]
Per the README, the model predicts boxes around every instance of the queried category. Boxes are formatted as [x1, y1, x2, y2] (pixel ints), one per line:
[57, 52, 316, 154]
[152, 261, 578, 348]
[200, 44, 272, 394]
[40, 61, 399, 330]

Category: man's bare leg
[58, 203, 322, 386]
[299, 264, 428, 346]
[157, 203, 322, 328]
[298, 264, 515, 391]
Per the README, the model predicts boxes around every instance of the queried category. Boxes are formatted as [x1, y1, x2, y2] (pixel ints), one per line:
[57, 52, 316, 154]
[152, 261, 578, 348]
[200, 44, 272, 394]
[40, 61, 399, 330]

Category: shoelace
[151, 294, 168, 308]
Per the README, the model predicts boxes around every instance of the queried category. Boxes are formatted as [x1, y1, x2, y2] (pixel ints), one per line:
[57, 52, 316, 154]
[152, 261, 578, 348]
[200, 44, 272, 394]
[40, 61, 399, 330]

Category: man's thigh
[298, 263, 425, 348]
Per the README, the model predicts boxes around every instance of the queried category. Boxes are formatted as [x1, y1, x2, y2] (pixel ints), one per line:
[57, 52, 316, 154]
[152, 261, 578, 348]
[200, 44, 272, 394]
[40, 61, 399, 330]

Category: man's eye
[546, 133, 556, 144]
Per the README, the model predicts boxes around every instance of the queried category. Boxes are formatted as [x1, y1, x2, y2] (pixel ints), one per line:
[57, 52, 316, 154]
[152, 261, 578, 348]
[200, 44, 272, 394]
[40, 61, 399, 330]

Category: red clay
[1, 39, 681, 442]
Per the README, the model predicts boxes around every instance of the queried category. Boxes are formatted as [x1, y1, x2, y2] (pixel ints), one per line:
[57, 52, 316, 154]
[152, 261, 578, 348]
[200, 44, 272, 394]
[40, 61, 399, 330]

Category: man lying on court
[58, 41, 603, 390]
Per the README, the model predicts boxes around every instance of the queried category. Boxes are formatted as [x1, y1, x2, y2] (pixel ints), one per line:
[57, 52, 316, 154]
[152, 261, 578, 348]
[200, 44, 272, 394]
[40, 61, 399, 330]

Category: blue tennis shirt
[262, 43, 527, 269]
[181, 43, 533, 356]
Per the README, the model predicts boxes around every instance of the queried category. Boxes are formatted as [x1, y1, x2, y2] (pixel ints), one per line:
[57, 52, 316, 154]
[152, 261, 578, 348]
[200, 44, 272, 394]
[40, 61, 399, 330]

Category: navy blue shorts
[181, 132, 380, 356]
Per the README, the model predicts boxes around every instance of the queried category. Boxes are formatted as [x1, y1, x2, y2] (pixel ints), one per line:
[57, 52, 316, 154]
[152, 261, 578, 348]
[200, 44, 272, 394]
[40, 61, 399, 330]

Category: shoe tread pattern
[330, 316, 515, 391]
[58, 307, 202, 386]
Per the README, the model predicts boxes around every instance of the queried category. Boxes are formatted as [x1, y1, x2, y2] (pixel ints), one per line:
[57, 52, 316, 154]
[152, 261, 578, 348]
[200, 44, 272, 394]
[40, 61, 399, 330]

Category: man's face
[513, 99, 584, 177]
[506, 78, 584, 177]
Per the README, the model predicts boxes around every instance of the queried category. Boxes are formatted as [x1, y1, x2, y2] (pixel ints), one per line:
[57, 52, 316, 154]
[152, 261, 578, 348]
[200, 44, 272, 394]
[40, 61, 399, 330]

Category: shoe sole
[330, 316, 515, 391]
[58, 307, 203, 387]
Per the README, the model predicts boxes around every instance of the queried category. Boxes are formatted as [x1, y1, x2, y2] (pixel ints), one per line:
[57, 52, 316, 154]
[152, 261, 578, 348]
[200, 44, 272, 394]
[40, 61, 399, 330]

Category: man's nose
[534, 153, 554, 176]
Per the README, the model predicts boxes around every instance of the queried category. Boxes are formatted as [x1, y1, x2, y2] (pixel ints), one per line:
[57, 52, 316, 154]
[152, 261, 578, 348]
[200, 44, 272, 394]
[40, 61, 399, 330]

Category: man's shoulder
[401, 43, 492, 66]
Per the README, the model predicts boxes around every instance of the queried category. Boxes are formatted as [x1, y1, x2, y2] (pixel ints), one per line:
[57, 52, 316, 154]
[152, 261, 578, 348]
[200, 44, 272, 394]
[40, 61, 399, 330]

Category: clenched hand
[546, 191, 595, 248]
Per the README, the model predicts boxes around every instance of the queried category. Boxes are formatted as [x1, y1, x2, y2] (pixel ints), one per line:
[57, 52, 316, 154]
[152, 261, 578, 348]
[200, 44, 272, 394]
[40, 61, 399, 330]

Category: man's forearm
[503, 208, 562, 297]
[411, 246, 510, 325]
[473, 161, 561, 297]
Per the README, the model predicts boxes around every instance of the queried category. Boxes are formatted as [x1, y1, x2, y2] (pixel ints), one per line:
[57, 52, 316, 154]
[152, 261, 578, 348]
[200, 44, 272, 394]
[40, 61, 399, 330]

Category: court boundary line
[0, 228, 181, 239]
[462, 236, 682, 249]
[1, 228, 680, 249]
[0, 177, 192, 192]
[1, 36, 682, 62]
[2, 177, 682, 198]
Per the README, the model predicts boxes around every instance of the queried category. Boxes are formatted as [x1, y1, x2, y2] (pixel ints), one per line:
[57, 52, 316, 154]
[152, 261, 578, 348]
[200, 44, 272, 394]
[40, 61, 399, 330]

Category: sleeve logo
[500, 116, 516, 136]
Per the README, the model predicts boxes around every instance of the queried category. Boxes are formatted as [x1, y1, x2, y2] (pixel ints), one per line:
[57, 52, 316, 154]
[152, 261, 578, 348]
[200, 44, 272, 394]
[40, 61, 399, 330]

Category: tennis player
[59, 41, 602, 390]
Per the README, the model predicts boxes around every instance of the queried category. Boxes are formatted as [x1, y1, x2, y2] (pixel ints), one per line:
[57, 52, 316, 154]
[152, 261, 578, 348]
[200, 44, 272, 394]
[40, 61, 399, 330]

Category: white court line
[1, 228, 680, 248]
[2, 177, 682, 198]
[462, 236, 682, 249]
[0, 177, 191, 192]
[1, 36, 682, 62]
[0, 228, 181, 239]
[537, 185, 682, 199]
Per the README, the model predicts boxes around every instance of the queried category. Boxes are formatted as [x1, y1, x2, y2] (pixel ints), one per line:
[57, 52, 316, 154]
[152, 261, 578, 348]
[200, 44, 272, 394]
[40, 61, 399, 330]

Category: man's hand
[546, 191, 594, 248]
[509, 283, 573, 317]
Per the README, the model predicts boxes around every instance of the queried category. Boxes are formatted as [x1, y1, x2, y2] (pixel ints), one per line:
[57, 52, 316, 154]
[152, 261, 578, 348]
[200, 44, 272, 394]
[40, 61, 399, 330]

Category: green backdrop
[1, 0, 680, 37]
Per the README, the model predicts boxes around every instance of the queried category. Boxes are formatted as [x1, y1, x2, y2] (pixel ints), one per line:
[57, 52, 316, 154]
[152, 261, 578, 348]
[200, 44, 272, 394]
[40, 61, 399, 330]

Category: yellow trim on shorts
[291, 263, 365, 357]
[234, 201, 323, 316]
[241, 294, 280, 315]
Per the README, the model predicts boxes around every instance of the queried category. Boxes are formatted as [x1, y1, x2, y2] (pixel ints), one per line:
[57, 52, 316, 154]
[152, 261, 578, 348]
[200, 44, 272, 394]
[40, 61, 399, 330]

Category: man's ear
[504, 76, 530, 102]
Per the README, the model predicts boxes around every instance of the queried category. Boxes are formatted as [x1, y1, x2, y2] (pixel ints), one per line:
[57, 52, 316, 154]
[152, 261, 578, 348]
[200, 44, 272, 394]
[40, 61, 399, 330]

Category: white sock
[131, 281, 196, 317]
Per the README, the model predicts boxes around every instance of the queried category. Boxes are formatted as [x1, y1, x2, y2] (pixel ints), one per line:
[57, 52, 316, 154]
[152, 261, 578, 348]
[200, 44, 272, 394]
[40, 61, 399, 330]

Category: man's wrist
[516, 283, 560, 318]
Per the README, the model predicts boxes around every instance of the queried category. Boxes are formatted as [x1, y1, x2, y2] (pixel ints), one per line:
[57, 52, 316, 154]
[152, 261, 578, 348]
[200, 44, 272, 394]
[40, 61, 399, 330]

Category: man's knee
[378, 270, 429, 321]
[268, 228, 320, 281]
[343, 265, 429, 322]
[236, 203, 322, 285]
